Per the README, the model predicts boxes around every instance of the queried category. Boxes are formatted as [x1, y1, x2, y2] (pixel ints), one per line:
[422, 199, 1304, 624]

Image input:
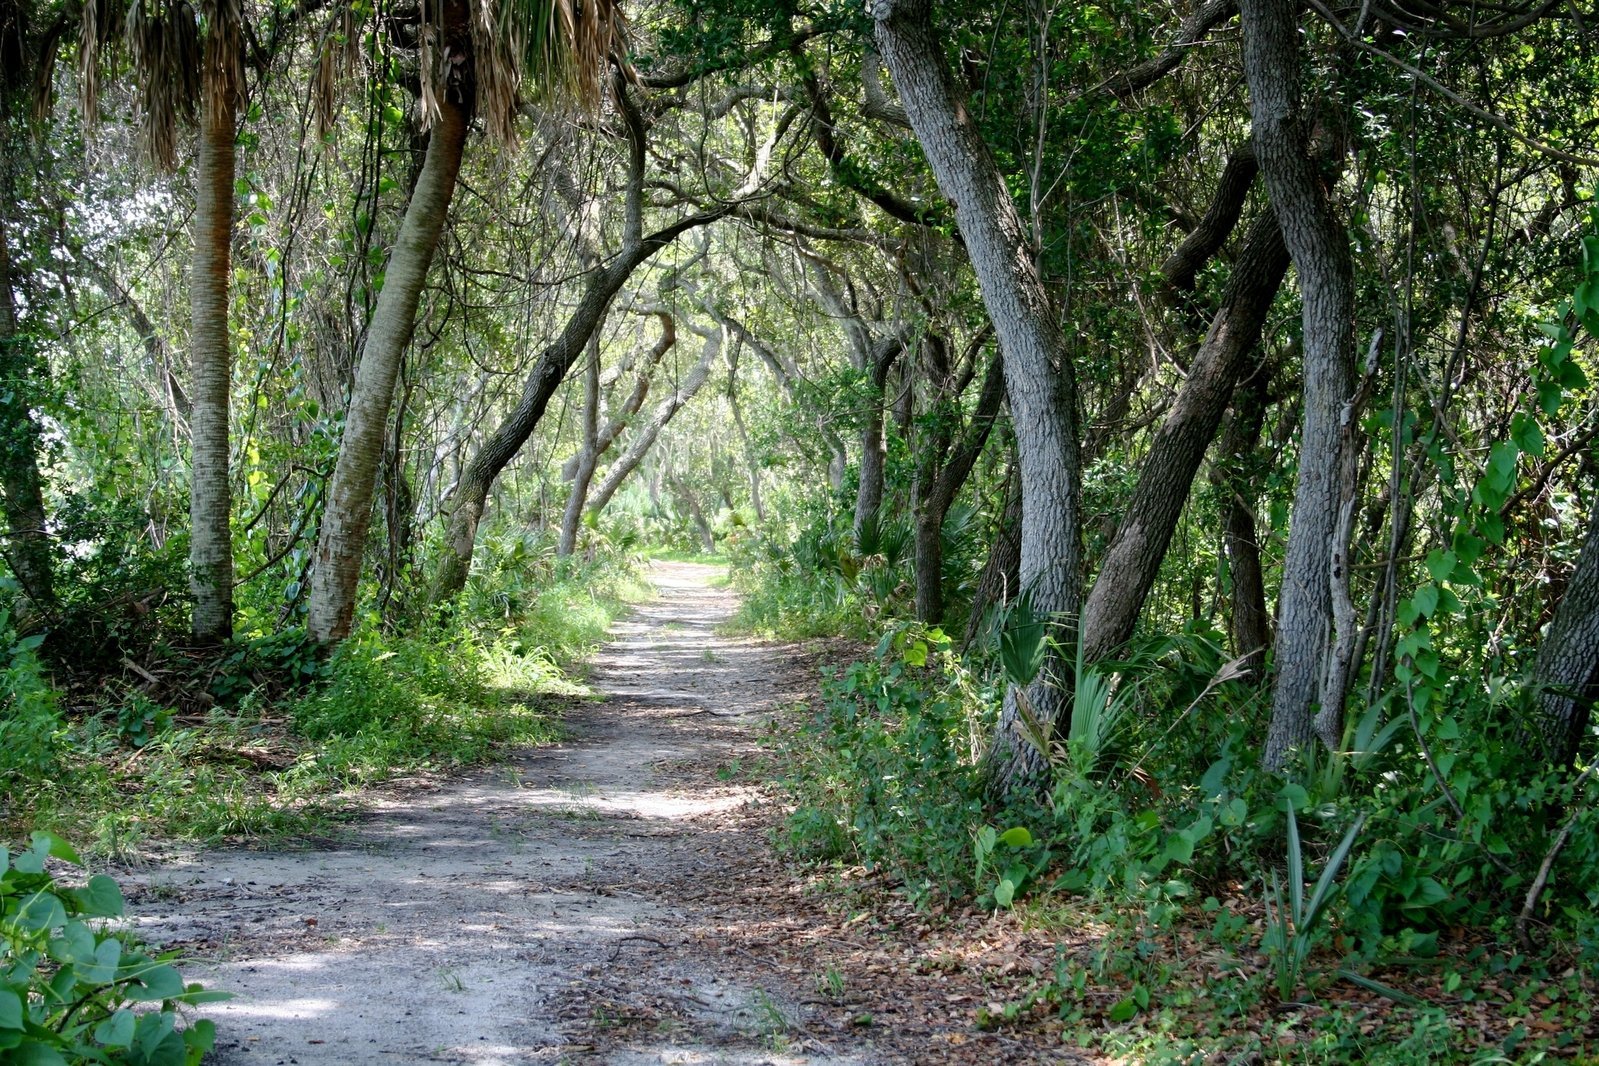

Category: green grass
[2, 555, 646, 856]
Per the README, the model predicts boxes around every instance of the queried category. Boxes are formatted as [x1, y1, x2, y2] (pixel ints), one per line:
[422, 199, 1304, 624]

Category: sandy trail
[122, 563, 875, 1065]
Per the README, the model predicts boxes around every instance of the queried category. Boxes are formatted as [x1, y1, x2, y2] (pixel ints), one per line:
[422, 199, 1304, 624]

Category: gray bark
[855, 336, 904, 539]
[308, 96, 468, 644]
[1533, 493, 1599, 767]
[1237, 0, 1358, 768]
[1080, 210, 1288, 662]
[875, 0, 1084, 793]
[558, 314, 676, 555]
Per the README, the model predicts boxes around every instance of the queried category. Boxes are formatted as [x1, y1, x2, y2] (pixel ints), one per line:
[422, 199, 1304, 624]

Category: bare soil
[120, 563, 1089, 1065]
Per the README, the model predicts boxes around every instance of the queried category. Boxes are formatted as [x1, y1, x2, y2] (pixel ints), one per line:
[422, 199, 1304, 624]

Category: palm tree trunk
[309, 97, 468, 644]
[187, 66, 238, 644]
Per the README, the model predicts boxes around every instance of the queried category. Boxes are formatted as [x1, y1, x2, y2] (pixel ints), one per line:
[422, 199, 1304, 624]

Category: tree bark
[1237, 0, 1358, 768]
[308, 96, 468, 644]
[1533, 492, 1599, 767]
[1213, 358, 1274, 676]
[558, 337, 604, 557]
[1080, 210, 1288, 662]
[187, 50, 239, 644]
[875, 0, 1083, 793]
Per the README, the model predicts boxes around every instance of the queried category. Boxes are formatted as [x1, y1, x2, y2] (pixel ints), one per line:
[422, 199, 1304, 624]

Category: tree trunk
[1533, 493, 1599, 767]
[586, 324, 722, 518]
[914, 349, 1005, 624]
[1213, 358, 1274, 676]
[875, 0, 1083, 793]
[429, 210, 717, 602]
[0, 203, 55, 614]
[855, 338, 904, 540]
[1080, 210, 1288, 662]
[1237, 0, 1358, 768]
[187, 61, 239, 644]
[308, 97, 468, 644]
[961, 467, 1022, 652]
[558, 336, 603, 557]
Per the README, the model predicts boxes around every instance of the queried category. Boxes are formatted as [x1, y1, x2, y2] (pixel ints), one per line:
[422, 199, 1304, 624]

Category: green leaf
[70, 875, 124, 918]
[1510, 413, 1545, 457]
[32, 832, 80, 866]
[1424, 550, 1457, 584]
[124, 964, 186, 1003]
[1164, 832, 1195, 865]
[0, 988, 22, 1029]
[994, 878, 1016, 908]
[1107, 995, 1139, 1022]
[95, 1008, 136, 1048]
[1411, 584, 1440, 619]
[997, 827, 1033, 848]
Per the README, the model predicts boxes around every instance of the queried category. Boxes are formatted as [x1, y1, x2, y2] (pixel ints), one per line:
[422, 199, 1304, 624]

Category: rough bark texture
[0, 202, 56, 613]
[1237, 0, 1358, 768]
[875, 0, 1083, 793]
[1161, 142, 1258, 307]
[187, 63, 239, 644]
[1080, 210, 1288, 662]
[308, 97, 468, 644]
[1533, 494, 1599, 767]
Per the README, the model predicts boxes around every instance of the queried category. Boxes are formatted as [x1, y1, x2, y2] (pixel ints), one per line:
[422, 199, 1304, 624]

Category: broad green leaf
[0, 988, 22, 1029]
[70, 875, 125, 919]
[994, 878, 1016, 908]
[1424, 550, 1457, 583]
[95, 1008, 136, 1048]
[125, 964, 186, 1003]
[997, 827, 1033, 848]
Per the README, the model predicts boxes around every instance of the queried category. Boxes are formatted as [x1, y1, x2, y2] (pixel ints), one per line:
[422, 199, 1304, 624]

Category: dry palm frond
[312, 3, 360, 140]
[127, 0, 201, 169]
[416, 0, 444, 128]
[198, 0, 244, 113]
[74, 0, 125, 124]
[456, 0, 628, 146]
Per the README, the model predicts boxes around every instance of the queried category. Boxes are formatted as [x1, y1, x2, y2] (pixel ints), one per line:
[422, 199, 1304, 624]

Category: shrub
[1, 831, 223, 1064]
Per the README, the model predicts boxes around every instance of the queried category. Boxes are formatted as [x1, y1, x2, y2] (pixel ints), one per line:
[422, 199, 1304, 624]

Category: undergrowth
[766, 612, 1599, 1062]
[0, 533, 643, 856]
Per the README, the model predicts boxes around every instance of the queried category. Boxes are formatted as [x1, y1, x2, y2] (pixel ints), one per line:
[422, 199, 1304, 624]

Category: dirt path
[123, 563, 878, 1065]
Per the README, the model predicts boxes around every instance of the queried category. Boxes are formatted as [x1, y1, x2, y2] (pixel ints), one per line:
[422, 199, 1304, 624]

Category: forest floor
[117, 563, 1090, 1065]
